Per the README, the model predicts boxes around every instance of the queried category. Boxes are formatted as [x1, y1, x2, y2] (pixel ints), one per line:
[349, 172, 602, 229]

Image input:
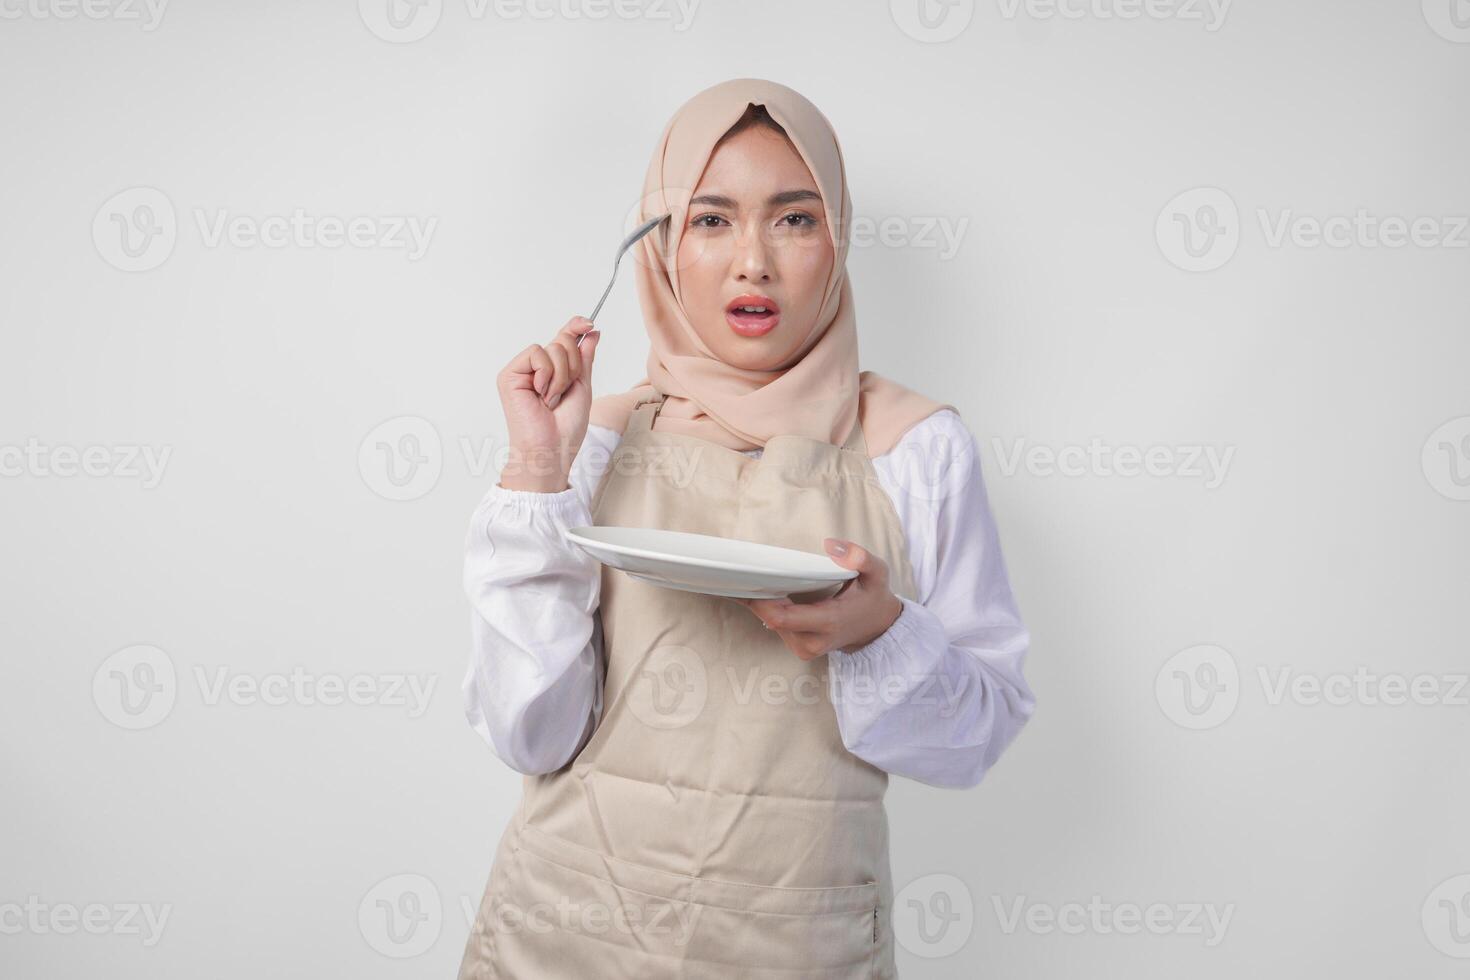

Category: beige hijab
[588, 77, 955, 456]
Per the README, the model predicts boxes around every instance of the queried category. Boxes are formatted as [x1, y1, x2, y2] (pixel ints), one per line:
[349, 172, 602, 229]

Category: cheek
[779, 238, 834, 305]
[675, 236, 728, 310]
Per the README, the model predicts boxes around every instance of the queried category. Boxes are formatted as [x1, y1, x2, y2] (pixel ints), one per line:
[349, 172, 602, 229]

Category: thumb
[823, 537, 862, 569]
[582, 329, 601, 379]
[824, 538, 885, 581]
[826, 539, 885, 586]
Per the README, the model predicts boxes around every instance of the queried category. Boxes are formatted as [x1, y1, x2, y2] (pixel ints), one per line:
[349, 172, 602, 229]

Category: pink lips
[724, 294, 782, 337]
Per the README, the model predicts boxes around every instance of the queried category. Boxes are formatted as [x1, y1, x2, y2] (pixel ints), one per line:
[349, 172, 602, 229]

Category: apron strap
[627, 394, 666, 434]
[629, 394, 867, 455]
[841, 412, 868, 456]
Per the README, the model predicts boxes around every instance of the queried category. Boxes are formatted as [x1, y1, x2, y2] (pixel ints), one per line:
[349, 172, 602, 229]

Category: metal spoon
[576, 212, 671, 349]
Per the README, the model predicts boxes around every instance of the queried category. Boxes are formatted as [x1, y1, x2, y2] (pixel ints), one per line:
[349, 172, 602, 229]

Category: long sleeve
[461, 426, 620, 774]
[827, 409, 1036, 789]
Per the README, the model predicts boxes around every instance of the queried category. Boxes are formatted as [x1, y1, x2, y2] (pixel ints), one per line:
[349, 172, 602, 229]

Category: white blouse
[462, 409, 1036, 789]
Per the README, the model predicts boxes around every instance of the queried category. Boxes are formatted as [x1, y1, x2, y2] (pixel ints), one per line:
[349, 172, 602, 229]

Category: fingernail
[825, 539, 848, 556]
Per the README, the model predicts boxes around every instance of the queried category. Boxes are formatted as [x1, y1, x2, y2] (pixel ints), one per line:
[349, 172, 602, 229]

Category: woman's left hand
[734, 538, 903, 660]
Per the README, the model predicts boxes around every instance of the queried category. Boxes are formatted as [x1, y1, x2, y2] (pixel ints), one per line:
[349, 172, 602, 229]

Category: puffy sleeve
[827, 410, 1036, 788]
[460, 425, 619, 774]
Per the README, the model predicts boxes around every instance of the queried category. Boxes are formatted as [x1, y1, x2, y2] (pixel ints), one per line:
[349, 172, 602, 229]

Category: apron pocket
[491, 823, 878, 977]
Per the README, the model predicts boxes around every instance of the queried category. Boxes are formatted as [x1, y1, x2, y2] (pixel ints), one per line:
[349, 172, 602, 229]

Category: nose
[732, 221, 772, 284]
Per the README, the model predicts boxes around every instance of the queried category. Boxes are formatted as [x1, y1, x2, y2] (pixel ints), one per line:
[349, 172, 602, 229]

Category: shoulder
[875, 407, 970, 457]
[870, 407, 984, 516]
[857, 370, 965, 455]
[871, 407, 976, 472]
[867, 391, 975, 468]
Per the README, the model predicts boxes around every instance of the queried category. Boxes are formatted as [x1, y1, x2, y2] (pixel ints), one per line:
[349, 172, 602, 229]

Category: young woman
[457, 78, 1035, 979]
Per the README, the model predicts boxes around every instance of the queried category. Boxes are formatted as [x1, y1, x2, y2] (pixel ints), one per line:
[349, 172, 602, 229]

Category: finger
[542, 343, 571, 401]
[741, 596, 791, 622]
[824, 538, 887, 583]
[579, 329, 600, 380]
[548, 333, 598, 411]
[775, 628, 831, 661]
[757, 599, 840, 634]
[550, 318, 592, 381]
[502, 344, 555, 397]
[554, 316, 596, 348]
[499, 344, 542, 393]
[547, 332, 584, 387]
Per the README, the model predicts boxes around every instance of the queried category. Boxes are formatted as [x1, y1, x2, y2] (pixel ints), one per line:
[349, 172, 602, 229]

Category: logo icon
[627, 645, 708, 730]
[1156, 187, 1239, 272]
[1423, 874, 1470, 957]
[893, 873, 974, 958]
[1422, 416, 1470, 501]
[359, 416, 443, 501]
[359, 0, 443, 43]
[889, 421, 976, 503]
[1155, 644, 1239, 730]
[359, 873, 442, 957]
[93, 187, 177, 272]
[1423, 0, 1470, 42]
[890, 0, 975, 42]
[93, 644, 177, 730]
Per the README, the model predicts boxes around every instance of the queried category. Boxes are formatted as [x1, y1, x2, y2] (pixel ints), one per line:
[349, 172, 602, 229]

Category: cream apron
[459, 393, 918, 979]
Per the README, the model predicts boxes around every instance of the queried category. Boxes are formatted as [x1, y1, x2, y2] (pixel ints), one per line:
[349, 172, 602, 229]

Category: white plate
[565, 526, 857, 599]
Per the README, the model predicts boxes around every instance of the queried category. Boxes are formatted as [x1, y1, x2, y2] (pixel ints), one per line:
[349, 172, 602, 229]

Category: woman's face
[674, 124, 835, 371]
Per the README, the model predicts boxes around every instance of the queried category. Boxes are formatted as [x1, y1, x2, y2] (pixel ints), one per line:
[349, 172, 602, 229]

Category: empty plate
[565, 526, 857, 599]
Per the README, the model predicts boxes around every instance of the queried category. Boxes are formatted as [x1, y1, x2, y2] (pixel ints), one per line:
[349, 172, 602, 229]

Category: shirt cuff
[830, 595, 947, 686]
[481, 480, 585, 513]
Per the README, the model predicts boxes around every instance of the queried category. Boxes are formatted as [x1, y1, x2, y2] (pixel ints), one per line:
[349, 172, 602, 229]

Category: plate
[565, 526, 857, 599]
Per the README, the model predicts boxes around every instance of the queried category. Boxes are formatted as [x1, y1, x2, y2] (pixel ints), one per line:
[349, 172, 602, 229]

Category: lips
[725, 294, 782, 337]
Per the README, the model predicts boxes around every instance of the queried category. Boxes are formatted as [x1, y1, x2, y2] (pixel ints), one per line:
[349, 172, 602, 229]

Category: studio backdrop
[1, 1, 1466, 977]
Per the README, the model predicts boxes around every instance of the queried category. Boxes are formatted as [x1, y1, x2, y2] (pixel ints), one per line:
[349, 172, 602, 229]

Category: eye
[778, 211, 818, 228]
[689, 213, 730, 229]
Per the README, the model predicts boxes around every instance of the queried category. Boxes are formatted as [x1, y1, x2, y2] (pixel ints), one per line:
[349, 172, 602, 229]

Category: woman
[458, 78, 1035, 979]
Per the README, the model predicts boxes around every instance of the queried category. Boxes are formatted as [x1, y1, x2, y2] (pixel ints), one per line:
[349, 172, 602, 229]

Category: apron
[459, 393, 918, 979]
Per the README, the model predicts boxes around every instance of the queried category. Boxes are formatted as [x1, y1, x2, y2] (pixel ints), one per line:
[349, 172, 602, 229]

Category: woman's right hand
[496, 316, 601, 493]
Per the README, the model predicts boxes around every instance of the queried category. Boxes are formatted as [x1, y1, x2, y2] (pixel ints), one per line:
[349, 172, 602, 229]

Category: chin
[705, 336, 792, 372]
[725, 349, 785, 371]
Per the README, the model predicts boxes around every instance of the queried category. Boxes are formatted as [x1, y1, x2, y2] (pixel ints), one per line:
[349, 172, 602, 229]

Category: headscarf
[589, 77, 955, 456]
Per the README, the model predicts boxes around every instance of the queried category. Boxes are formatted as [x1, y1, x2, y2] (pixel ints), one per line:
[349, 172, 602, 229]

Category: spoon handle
[577, 212, 670, 348]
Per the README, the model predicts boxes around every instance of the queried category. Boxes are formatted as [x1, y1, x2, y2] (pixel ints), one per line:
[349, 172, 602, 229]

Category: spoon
[576, 212, 671, 349]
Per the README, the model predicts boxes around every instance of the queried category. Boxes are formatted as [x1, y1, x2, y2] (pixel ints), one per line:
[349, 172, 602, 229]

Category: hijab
[588, 77, 956, 456]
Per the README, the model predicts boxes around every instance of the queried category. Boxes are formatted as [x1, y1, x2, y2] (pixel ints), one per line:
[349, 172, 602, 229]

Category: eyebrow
[688, 189, 822, 209]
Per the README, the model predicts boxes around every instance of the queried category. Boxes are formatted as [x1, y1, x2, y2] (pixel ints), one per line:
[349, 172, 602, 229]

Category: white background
[2, 0, 1468, 976]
